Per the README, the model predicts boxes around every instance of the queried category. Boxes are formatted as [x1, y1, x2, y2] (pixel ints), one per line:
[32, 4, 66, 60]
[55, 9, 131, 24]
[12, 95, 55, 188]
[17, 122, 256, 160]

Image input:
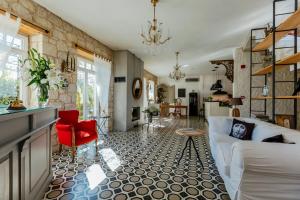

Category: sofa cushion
[229, 119, 255, 140]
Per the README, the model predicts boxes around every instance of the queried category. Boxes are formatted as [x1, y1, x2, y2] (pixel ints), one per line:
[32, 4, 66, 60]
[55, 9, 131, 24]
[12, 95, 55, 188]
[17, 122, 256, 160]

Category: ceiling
[34, 0, 275, 77]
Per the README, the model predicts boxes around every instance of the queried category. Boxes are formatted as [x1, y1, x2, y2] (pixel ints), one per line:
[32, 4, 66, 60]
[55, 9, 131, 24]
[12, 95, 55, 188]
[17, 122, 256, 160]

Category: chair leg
[95, 139, 99, 155]
[72, 146, 76, 162]
[59, 144, 62, 153]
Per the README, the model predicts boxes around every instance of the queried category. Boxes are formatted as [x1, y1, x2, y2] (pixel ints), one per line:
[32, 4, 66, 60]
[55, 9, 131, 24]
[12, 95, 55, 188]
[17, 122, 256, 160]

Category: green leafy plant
[143, 106, 159, 116]
[21, 48, 62, 104]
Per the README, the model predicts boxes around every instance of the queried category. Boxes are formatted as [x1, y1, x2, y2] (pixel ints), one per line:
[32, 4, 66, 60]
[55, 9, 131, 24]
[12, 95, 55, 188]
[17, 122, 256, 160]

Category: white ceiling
[34, 0, 274, 76]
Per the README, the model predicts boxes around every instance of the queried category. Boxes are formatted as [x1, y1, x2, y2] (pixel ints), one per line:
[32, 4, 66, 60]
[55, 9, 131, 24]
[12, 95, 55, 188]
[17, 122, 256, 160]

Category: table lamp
[230, 98, 243, 117]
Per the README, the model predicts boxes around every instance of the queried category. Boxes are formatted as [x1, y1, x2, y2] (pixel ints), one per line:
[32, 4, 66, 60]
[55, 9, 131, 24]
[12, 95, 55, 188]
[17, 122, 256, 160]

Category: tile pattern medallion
[43, 118, 230, 200]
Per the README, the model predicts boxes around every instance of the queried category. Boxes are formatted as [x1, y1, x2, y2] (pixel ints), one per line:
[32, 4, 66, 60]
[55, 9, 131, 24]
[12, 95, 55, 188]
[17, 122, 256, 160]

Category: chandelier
[169, 52, 186, 81]
[141, 0, 171, 46]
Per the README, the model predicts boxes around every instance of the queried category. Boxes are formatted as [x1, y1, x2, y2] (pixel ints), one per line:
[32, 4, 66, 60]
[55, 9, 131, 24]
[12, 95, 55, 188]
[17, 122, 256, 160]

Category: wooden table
[176, 128, 205, 170]
[160, 104, 188, 118]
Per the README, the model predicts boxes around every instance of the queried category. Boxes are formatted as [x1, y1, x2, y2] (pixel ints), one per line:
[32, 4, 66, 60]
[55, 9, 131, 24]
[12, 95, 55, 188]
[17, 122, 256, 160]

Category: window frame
[77, 56, 97, 119]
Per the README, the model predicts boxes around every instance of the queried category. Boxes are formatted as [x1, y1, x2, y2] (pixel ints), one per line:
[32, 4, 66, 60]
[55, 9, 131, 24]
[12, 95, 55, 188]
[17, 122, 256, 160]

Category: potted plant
[143, 106, 159, 123]
[21, 48, 62, 107]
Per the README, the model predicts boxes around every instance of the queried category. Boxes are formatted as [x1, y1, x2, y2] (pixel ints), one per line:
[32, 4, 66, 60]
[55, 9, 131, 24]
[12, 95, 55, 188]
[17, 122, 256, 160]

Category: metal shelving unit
[250, 0, 298, 128]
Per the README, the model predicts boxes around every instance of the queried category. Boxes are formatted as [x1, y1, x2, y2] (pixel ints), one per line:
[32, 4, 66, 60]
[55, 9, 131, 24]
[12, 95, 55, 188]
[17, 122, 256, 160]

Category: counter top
[0, 106, 57, 122]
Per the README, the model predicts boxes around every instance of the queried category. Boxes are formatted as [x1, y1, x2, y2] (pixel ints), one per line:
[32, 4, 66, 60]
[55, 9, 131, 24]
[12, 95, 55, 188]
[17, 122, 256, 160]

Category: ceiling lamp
[141, 0, 171, 46]
[210, 68, 223, 91]
[169, 52, 185, 81]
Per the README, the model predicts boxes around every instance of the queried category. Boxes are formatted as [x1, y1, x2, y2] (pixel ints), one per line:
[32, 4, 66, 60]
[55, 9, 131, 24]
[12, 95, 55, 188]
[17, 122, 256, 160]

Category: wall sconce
[61, 78, 69, 89]
[61, 51, 76, 73]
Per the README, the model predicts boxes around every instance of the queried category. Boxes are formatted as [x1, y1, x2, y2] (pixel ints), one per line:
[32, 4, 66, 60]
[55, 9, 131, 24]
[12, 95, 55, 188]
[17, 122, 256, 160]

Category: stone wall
[2, 0, 115, 150]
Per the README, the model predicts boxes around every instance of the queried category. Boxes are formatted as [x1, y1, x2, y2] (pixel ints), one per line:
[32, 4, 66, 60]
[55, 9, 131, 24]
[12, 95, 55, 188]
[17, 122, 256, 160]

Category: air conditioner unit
[185, 78, 199, 82]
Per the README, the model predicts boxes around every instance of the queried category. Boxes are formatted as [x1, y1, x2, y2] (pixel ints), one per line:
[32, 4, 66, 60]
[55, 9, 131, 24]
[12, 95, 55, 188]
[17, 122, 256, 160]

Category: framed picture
[276, 114, 295, 129]
[178, 88, 186, 98]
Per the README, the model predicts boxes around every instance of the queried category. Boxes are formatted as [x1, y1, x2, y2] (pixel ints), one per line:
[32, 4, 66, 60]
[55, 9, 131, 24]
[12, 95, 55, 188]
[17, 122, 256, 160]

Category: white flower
[44, 70, 50, 76]
[49, 63, 56, 68]
[21, 68, 31, 81]
[41, 79, 48, 84]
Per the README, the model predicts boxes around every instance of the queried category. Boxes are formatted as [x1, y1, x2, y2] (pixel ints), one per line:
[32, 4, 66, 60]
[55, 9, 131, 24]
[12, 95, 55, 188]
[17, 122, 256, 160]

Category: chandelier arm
[159, 37, 171, 45]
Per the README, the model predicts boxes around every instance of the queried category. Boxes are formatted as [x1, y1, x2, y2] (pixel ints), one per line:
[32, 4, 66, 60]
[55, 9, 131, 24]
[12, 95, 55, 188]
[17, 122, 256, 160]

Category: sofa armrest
[231, 141, 300, 178]
[208, 116, 233, 136]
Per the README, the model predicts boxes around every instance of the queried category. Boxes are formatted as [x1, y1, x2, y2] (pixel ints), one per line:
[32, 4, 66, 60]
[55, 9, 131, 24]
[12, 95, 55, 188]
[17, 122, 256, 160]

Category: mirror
[132, 78, 143, 99]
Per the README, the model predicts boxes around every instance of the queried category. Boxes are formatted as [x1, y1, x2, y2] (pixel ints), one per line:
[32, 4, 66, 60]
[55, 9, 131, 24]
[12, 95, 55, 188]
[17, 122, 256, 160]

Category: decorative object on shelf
[141, 0, 171, 47]
[21, 48, 62, 107]
[210, 59, 234, 82]
[276, 114, 295, 129]
[262, 85, 269, 97]
[132, 78, 143, 99]
[292, 78, 300, 96]
[262, 49, 272, 66]
[7, 97, 26, 110]
[61, 51, 76, 73]
[265, 23, 273, 36]
[169, 52, 186, 81]
[230, 97, 243, 117]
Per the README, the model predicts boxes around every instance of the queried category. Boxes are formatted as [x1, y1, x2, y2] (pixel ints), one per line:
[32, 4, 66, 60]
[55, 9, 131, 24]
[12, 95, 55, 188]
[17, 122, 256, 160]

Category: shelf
[252, 52, 300, 75]
[253, 8, 300, 51]
[252, 96, 300, 100]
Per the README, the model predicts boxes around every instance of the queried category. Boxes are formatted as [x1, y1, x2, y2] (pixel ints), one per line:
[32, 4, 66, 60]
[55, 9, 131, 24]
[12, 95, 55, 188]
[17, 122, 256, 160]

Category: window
[148, 80, 155, 101]
[76, 57, 97, 119]
[0, 33, 28, 105]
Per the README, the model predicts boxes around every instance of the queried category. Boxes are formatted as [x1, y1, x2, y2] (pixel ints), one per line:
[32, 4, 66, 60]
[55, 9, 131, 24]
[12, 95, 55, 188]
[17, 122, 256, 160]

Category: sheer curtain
[0, 12, 21, 71]
[94, 55, 112, 116]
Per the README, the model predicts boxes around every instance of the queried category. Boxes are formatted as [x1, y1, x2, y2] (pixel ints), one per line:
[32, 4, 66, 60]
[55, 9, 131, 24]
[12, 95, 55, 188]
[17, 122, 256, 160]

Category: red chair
[56, 110, 98, 161]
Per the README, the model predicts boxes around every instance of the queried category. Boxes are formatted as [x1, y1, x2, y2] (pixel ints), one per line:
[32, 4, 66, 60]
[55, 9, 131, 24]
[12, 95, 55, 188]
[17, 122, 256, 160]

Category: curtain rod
[74, 43, 112, 62]
[0, 7, 50, 35]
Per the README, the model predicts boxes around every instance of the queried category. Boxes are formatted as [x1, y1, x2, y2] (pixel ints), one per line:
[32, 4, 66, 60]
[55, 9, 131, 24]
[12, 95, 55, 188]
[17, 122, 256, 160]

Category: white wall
[158, 75, 233, 112]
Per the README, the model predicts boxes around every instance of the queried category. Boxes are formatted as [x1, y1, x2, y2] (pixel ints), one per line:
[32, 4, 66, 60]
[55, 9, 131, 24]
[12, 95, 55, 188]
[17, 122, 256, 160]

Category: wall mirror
[132, 78, 143, 99]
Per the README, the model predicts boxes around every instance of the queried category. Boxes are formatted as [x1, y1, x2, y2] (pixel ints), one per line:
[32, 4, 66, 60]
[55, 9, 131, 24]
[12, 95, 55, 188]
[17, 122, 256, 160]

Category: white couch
[208, 116, 300, 200]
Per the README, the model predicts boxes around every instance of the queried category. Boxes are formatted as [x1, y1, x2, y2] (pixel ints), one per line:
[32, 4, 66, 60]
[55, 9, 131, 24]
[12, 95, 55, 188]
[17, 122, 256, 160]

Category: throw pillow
[262, 134, 284, 143]
[229, 118, 255, 140]
[262, 134, 296, 144]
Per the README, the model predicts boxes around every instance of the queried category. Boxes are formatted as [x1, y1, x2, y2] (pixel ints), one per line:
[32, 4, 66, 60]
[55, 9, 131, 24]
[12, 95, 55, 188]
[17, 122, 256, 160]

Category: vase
[37, 87, 49, 107]
[147, 113, 153, 123]
[262, 85, 269, 97]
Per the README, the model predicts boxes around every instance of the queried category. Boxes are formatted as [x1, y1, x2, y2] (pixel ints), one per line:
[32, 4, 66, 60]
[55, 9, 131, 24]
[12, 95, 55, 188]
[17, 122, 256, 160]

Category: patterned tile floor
[43, 117, 230, 200]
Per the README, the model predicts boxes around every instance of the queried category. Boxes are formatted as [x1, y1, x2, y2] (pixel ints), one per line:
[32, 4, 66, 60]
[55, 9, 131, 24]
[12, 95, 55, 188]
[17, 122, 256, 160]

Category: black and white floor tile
[43, 118, 230, 200]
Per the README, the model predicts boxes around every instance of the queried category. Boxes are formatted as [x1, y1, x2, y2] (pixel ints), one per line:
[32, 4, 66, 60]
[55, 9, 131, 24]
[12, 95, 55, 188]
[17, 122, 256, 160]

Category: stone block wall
[2, 0, 115, 151]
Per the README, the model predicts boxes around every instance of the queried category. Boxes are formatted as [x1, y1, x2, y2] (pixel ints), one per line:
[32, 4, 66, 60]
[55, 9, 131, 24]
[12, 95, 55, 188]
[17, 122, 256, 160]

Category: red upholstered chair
[56, 110, 98, 161]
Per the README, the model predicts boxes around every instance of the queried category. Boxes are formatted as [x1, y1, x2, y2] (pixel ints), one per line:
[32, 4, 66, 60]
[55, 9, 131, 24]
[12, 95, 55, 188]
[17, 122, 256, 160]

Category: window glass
[0, 34, 27, 105]
[76, 57, 96, 119]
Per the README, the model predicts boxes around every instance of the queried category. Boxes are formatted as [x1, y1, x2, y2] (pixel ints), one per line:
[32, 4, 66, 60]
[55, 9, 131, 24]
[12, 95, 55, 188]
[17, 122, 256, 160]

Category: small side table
[176, 128, 205, 170]
[90, 115, 110, 135]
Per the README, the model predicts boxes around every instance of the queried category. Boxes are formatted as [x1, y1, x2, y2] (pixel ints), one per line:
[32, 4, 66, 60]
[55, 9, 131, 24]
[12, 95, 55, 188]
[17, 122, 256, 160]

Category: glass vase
[262, 85, 269, 97]
[37, 87, 49, 107]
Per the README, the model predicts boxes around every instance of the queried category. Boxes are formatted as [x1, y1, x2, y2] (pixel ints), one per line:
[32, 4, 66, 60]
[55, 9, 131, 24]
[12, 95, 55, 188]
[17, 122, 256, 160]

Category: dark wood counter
[0, 107, 58, 200]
